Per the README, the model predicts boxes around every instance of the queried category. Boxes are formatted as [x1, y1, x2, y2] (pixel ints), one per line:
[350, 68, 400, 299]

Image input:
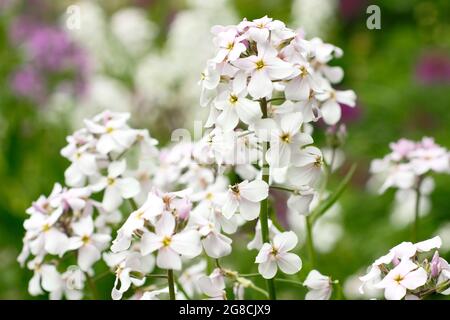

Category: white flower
[84, 111, 138, 155]
[27, 259, 62, 296]
[92, 160, 140, 212]
[288, 146, 324, 186]
[287, 186, 315, 216]
[24, 210, 69, 257]
[140, 288, 170, 300]
[254, 112, 313, 168]
[212, 29, 247, 63]
[233, 42, 293, 99]
[303, 270, 332, 300]
[105, 251, 155, 300]
[255, 231, 302, 279]
[222, 179, 269, 220]
[375, 259, 427, 300]
[178, 260, 207, 297]
[111, 191, 165, 252]
[68, 216, 111, 271]
[140, 213, 202, 270]
[214, 81, 262, 131]
[190, 206, 232, 258]
[198, 269, 226, 300]
[316, 87, 356, 125]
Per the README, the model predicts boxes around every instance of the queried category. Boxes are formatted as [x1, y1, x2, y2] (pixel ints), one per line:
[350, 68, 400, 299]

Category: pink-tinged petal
[140, 232, 162, 255]
[232, 56, 257, 72]
[78, 244, 101, 271]
[255, 243, 272, 263]
[117, 177, 140, 199]
[415, 236, 442, 252]
[111, 129, 137, 149]
[265, 58, 294, 80]
[65, 164, 85, 187]
[228, 42, 246, 61]
[44, 229, 69, 257]
[157, 247, 182, 270]
[216, 106, 239, 132]
[222, 193, 239, 219]
[198, 276, 224, 298]
[321, 66, 343, 83]
[72, 216, 94, 237]
[96, 134, 116, 155]
[400, 268, 427, 290]
[284, 77, 310, 101]
[108, 160, 127, 178]
[248, 70, 272, 99]
[202, 233, 232, 258]
[281, 112, 303, 136]
[335, 90, 356, 106]
[248, 27, 269, 43]
[102, 186, 122, 212]
[273, 231, 298, 252]
[287, 194, 314, 215]
[277, 252, 302, 274]
[384, 283, 407, 300]
[78, 153, 97, 176]
[321, 100, 341, 125]
[253, 118, 278, 142]
[258, 260, 278, 279]
[236, 99, 262, 125]
[40, 265, 62, 292]
[155, 213, 175, 237]
[239, 179, 269, 202]
[238, 198, 260, 221]
[171, 230, 202, 258]
[28, 272, 43, 296]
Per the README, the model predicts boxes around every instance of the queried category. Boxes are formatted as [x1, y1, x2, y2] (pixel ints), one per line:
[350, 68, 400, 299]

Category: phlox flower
[288, 146, 324, 186]
[222, 179, 269, 220]
[68, 216, 111, 271]
[303, 270, 333, 300]
[254, 112, 313, 168]
[140, 213, 202, 270]
[375, 259, 427, 300]
[255, 231, 302, 279]
[92, 160, 140, 212]
[233, 42, 293, 99]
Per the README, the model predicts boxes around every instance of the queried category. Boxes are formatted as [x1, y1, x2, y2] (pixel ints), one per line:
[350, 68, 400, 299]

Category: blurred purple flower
[9, 16, 89, 103]
[10, 67, 45, 103]
[415, 52, 450, 85]
[339, 0, 368, 21]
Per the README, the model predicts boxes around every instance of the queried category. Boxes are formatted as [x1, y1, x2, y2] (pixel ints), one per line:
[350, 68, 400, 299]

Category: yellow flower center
[226, 42, 234, 50]
[162, 236, 172, 247]
[280, 133, 291, 143]
[314, 156, 323, 168]
[81, 235, 90, 244]
[230, 184, 240, 195]
[255, 60, 265, 70]
[107, 177, 116, 186]
[106, 127, 114, 134]
[393, 274, 404, 284]
[299, 65, 308, 78]
[228, 94, 238, 105]
[42, 223, 51, 232]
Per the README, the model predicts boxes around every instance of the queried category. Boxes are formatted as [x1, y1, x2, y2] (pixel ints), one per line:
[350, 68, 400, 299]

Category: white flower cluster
[370, 137, 450, 193]
[360, 236, 450, 300]
[18, 110, 158, 299]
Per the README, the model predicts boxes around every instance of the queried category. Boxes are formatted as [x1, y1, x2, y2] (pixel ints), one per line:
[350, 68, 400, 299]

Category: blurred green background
[0, 0, 449, 299]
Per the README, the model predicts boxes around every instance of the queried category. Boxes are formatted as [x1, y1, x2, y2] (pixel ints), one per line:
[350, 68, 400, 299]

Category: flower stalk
[167, 269, 176, 300]
[259, 98, 277, 300]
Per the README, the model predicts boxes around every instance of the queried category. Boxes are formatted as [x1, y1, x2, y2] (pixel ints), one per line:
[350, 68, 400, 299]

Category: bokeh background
[1, 0, 450, 299]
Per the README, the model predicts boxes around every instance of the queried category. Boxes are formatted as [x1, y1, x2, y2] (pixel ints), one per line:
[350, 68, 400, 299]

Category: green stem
[412, 178, 423, 242]
[86, 273, 99, 300]
[306, 215, 316, 269]
[167, 270, 176, 300]
[129, 198, 139, 211]
[259, 98, 277, 300]
[270, 185, 297, 193]
[274, 278, 304, 287]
